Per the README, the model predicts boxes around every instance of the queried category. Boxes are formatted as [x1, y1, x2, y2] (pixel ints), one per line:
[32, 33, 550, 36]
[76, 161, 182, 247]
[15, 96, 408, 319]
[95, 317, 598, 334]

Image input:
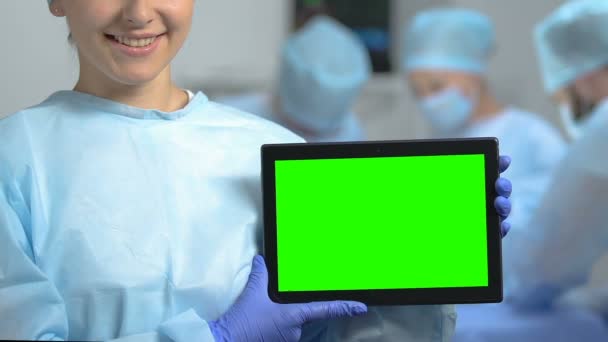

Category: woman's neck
[74, 64, 189, 112]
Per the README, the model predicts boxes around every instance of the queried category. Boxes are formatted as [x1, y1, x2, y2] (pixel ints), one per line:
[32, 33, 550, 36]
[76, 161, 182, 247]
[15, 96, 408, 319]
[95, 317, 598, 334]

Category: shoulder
[197, 99, 305, 145]
[215, 92, 275, 121]
[567, 118, 608, 174]
[503, 108, 565, 146]
[0, 114, 38, 187]
[0, 92, 69, 138]
[498, 108, 567, 168]
[503, 108, 554, 129]
[0, 92, 106, 179]
[215, 92, 268, 109]
[0, 103, 52, 175]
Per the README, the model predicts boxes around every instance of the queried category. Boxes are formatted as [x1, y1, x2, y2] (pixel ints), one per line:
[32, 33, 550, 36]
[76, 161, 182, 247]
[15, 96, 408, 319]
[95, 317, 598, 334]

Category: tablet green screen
[275, 154, 488, 292]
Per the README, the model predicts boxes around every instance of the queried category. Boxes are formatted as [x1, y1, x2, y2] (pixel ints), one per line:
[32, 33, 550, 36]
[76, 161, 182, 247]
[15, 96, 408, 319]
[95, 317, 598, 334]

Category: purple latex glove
[209, 255, 367, 342]
[495, 155, 513, 238]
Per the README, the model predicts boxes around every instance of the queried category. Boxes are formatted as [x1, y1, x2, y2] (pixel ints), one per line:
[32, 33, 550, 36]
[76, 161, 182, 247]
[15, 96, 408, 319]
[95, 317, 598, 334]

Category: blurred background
[0, 0, 565, 140]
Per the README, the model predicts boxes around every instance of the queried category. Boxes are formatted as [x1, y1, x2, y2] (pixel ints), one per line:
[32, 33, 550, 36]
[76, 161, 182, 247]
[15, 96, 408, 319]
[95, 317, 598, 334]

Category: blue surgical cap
[402, 8, 495, 74]
[535, 0, 608, 94]
[278, 15, 371, 132]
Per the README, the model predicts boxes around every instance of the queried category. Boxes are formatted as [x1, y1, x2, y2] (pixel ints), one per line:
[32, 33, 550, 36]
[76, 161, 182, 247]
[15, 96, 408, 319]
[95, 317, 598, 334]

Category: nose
[123, 0, 154, 26]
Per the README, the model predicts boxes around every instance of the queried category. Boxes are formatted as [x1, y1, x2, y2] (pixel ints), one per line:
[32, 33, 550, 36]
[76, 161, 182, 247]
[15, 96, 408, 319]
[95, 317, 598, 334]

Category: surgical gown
[510, 98, 608, 308]
[456, 108, 566, 246]
[216, 92, 366, 143]
[452, 106, 608, 342]
[0, 90, 455, 341]
[447, 108, 566, 294]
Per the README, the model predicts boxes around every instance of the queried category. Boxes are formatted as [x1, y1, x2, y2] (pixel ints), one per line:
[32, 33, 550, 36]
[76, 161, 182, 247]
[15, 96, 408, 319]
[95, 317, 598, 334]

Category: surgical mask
[418, 88, 475, 134]
[559, 103, 582, 141]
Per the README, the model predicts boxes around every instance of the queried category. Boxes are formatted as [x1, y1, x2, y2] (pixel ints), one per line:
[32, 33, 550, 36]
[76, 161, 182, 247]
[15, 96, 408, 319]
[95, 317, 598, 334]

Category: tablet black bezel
[262, 138, 502, 306]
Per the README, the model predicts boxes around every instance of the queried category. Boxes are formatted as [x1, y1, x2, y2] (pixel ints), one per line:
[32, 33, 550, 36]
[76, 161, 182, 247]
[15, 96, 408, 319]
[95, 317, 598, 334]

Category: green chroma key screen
[274, 154, 488, 292]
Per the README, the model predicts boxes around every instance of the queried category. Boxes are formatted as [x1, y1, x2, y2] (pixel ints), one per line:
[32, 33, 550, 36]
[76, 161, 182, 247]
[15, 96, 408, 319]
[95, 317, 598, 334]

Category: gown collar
[47, 89, 208, 121]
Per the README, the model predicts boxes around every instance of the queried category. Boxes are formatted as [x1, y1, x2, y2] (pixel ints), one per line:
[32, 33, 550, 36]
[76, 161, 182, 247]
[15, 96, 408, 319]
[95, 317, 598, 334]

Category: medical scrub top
[0, 90, 303, 341]
[0, 90, 457, 342]
[450, 107, 565, 294]
[453, 101, 608, 342]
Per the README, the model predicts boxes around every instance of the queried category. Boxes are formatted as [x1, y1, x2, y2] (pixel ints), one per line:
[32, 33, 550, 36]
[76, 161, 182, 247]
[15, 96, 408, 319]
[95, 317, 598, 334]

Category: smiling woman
[0, 1, 368, 340]
[0, 1, 513, 341]
[48, 0, 193, 110]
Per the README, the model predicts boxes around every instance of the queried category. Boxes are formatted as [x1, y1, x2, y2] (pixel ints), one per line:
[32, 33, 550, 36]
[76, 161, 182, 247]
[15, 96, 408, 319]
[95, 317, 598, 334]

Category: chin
[118, 75, 160, 86]
[111, 66, 165, 86]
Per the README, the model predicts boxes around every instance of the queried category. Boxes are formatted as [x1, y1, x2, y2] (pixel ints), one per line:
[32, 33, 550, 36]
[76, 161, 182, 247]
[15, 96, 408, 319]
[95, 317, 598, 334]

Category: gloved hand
[209, 255, 367, 342]
[495, 155, 513, 238]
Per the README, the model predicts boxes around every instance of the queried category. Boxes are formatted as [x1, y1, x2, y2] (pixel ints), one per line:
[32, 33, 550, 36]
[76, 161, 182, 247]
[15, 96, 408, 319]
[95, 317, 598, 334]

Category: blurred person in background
[401, 8, 567, 293]
[218, 15, 371, 143]
[453, 1, 608, 341]
[509, 0, 608, 320]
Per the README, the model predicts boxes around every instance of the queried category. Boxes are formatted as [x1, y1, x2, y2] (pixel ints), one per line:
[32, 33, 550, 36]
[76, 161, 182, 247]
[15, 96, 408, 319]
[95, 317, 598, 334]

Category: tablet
[261, 138, 502, 306]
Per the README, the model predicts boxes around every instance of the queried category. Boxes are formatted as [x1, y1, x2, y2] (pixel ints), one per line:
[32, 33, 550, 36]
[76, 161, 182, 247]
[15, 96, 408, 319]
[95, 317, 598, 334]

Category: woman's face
[52, 0, 194, 86]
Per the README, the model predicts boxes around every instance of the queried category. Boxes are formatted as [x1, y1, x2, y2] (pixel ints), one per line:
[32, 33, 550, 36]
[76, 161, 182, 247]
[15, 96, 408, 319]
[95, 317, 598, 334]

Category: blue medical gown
[452, 100, 608, 342]
[0, 91, 455, 341]
[451, 107, 608, 342]
[458, 108, 566, 239]
[509, 98, 608, 308]
[453, 108, 567, 295]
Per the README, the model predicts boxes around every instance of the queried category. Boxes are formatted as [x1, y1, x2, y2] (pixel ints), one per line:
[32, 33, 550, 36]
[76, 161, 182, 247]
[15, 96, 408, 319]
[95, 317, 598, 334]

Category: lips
[105, 33, 165, 57]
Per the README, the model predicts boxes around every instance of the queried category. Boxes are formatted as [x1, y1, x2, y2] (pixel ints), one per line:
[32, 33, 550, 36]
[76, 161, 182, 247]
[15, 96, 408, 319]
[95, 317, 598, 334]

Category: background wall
[1, 0, 564, 140]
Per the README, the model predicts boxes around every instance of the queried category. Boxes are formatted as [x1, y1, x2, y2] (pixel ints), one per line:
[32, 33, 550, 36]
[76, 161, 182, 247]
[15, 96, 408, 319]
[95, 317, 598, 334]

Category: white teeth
[113, 35, 157, 47]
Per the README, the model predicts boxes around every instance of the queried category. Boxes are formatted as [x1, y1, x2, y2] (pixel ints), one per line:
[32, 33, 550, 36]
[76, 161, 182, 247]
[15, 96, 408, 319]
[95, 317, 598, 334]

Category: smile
[106, 34, 164, 48]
